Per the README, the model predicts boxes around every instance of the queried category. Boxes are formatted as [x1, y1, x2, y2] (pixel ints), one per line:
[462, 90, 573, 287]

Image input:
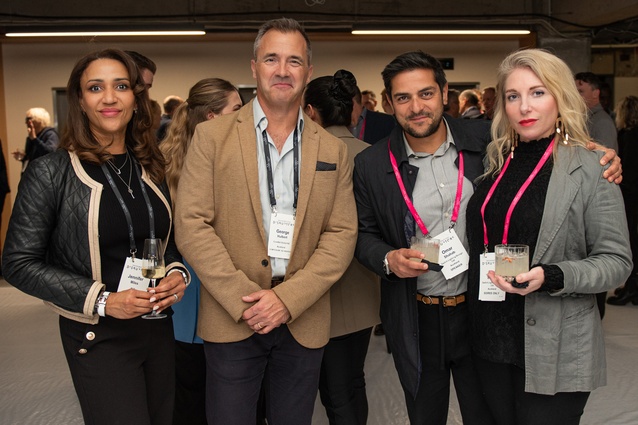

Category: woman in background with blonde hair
[160, 77, 242, 425]
[466, 49, 631, 425]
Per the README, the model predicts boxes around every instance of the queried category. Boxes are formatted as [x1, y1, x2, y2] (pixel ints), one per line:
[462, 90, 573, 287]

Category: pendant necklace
[107, 151, 135, 199]
[106, 151, 129, 175]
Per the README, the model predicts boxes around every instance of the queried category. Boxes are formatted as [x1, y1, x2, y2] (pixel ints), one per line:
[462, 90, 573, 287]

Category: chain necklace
[106, 150, 135, 199]
[106, 151, 129, 175]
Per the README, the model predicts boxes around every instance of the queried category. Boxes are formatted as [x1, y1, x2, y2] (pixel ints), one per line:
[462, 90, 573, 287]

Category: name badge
[268, 213, 295, 260]
[432, 228, 469, 280]
[478, 252, 505, 301]
[117, 257, 151, 292]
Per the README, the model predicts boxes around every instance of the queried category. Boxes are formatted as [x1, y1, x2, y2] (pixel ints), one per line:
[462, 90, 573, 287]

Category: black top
[466, 136, 553, 366]
[82, 152, 171, 292]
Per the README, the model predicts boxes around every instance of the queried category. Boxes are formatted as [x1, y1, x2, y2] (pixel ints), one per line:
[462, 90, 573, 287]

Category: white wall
[2, 38, 520, 200]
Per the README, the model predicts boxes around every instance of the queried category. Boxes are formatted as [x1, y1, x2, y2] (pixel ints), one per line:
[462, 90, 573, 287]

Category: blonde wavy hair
[160, 78, 240, 201]
[485, 49, 591, 177]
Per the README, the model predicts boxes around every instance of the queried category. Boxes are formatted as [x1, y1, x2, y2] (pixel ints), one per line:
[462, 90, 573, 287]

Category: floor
[2, 279, 638, 425]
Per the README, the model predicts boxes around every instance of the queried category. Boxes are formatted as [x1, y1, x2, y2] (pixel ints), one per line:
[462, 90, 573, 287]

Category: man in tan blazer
[174, 18, 357, 425]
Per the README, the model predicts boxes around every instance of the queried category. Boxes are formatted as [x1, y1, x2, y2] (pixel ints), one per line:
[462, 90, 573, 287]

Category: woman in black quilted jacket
[2, 48, 189, 425]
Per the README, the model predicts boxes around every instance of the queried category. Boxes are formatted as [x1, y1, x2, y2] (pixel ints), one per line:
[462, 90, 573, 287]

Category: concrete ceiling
[0, 0, 636, 45]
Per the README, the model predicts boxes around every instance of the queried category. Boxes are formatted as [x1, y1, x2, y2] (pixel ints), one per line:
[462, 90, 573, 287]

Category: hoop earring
[555, 117, 569, 145]
[509, 128, 519, 158]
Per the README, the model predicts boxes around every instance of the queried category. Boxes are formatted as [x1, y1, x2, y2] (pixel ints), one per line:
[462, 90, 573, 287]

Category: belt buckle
[419, 295, 434, 305]
[442, 296, 457, 307]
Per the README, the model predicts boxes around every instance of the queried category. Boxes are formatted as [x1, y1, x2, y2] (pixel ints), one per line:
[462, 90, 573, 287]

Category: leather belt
[271, 277, 285, 288]
[416, 293, 466, 307]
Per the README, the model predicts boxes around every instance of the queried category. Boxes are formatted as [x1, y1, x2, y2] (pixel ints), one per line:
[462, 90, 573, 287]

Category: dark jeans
[319, 327, 373, 425]
[475, 356, 590, 425]
[404, 301, 494, 425]
[59, 315, 175, 425]
[204, 325, 324, 425]
[173, 341, 207, 425]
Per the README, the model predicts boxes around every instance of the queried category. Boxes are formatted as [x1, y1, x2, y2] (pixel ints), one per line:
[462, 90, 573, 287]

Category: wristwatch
[383, 252, 392, 275]
[94, 291, 111, 317]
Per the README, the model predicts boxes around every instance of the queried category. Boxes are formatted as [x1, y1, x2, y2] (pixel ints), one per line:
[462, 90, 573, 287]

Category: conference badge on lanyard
[268, 213, 295, 259]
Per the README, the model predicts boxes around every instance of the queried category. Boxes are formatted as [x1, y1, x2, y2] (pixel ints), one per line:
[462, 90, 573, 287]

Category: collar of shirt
[253, 97, 305, 136]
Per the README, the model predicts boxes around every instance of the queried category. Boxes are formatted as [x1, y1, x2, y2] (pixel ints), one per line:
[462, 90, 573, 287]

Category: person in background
[466, 48, 631, 425]
[606, 95, 638, 306]
[161, 77, 242, 425]
[150, 99, 163, 139]
[361, 89, 378, 111]
[574, 72, 618, 151]
[481, 86, 496, 120]
[303, 69, 381, 425]
[2, 48, 189, 425]
[157, 95, 185, 142]
[174, 18, 357, 425]
[460, 89, 484, 119]
[444, 88, 461, 118]
[12, 107, 59, 172]
[125, 50, 157, 90]
[0, 141, 9, 276]
[351, 86, 396, 144]
[380, 88, 394, 115]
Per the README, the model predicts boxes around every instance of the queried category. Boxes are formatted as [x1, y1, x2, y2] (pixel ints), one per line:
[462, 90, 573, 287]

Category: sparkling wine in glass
[141, 238, 166, 319]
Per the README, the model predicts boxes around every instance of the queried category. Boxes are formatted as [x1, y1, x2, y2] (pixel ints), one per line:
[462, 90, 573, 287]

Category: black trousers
[404, 301, 494, 425]
[475, 356, 590, 425]
[204, 325, 324, 425]
[59, 315, 175, 425]
[319, 327, 373, 425]
[173, 341, 207, 425]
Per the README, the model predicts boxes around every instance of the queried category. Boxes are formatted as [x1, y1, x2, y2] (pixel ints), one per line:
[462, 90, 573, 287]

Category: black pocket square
[316, 161, 336, 171]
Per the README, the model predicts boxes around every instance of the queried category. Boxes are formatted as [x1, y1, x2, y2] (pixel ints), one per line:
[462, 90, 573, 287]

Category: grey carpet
[2, 280, 637, 424]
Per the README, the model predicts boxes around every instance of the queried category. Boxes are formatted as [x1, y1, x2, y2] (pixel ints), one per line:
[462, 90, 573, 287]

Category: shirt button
[86, 332, 95, 341]
[440, 183, 445, 188]
[78, 348, 88, 354]
[527, 318, 536, 326]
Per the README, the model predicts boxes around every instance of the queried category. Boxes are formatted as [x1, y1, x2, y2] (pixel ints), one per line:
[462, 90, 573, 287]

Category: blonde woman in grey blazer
[466, 49, 632, 425]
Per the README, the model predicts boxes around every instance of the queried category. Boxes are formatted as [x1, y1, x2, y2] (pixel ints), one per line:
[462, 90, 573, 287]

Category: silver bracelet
[95, 291, 111, 317]
[167, 268, 190, 286]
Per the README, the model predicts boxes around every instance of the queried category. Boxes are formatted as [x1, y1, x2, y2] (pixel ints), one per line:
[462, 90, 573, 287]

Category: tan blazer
[175, 102, 357, 349]
[325, 126, 380, 338]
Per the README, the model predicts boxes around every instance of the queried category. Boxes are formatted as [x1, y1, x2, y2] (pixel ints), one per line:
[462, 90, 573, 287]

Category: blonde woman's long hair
[160, 78, 241, 202]
[485, 49, 591, 177]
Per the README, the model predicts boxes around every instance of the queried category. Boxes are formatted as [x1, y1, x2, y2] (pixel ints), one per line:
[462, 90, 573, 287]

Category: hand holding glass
[410, 236, 440, 263]
[141, 238, 166, 319]
[494, 244, 529, 284]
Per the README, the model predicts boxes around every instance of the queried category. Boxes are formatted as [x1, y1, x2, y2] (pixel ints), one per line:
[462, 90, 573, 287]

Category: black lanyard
[101, 154, 155, 258]
[261, 128, 299, 213]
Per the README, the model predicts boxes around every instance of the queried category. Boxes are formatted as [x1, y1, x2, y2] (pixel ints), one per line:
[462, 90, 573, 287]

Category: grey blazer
[523, 145, 632, 395]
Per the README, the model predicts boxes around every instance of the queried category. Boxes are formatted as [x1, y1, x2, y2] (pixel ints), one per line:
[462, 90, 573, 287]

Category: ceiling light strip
[352, 30, 530, 35]
[5, 31, 206, 37]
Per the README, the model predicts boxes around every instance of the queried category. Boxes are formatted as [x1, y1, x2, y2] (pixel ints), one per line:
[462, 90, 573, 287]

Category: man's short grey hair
[253, 18, 312, 64]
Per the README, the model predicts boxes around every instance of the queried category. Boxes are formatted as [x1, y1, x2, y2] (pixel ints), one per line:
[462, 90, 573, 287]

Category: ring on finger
[173, 294, 179, 302]
[257, 322, 263, 330]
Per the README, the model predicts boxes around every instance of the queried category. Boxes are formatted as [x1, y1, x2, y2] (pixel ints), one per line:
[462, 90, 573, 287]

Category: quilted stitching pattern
[3, 151, 96, 312]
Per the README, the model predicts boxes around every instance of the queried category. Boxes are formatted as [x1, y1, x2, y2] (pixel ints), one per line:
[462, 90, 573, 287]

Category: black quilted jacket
[2, 149, 183, 324]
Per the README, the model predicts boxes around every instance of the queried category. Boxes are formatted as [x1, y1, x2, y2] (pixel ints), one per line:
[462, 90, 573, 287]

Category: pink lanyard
[388, 140, 464, 237]
[358, 116, 367, 140]
[480, 138, 555, 246]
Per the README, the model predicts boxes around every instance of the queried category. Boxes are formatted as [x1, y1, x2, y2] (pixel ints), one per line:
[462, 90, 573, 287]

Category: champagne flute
[141, 238, 167, 319]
